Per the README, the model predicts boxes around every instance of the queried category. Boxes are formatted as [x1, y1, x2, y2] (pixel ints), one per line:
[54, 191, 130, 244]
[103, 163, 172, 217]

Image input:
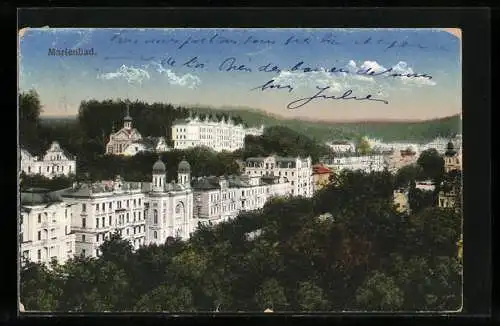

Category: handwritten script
[102, 31, 443, 110]
[109, 31, 448, 52]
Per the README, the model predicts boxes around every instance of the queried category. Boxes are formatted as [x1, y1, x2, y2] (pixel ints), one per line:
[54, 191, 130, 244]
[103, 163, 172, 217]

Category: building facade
[171, 115, 264, 152]
[105, 106, 143, 155]
[326, 140, 356, 153]
[192, 173, 292, 226]
[443, 141, 462, 173]
[146, 158, 195, 245]
[20, 141, 77, 179]
[20, 188, 76, 266]
[61, 176, 148, 258]
[383, 149, 419, 173]
[243, 156, 313, 197]
[321, 153, 386, 174]
[312, 164, 333, 192]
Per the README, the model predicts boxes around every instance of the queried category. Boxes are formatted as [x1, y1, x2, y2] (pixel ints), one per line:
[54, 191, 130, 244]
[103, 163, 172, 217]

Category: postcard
[18, 27, 462, 313]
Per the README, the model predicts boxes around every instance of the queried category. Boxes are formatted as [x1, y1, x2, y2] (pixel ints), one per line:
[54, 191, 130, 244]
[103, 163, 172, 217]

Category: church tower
[177, 157, 191, 188]
[152, 156, 166, 192]
[124, 105, 133, 130]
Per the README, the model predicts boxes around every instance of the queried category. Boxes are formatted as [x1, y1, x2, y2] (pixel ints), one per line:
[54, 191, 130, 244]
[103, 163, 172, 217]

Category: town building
[438, 188, 461, 213]
[19, 188, 77, 267]
[61, 175, 147, 258]
[415, 180, 436, 192]
[146, 157, 195, 245]
[325, 140, 356, 153]
[422, 135, 462, 154]
[321, 153, 386, 173]
[20, 141, 77, 179]
[192, 173, 292, 226]
[383, 148, 419, 173]
[58, 158, 195, 258]
[243, 156, 313, 198]
[171, 115, 264, 152]
[443, 141, 462, 173]
[393, 188, 410, 214]
[105, 106, 143, 155]
[122, 136, 170, 156]
[312, 164, 333, 192]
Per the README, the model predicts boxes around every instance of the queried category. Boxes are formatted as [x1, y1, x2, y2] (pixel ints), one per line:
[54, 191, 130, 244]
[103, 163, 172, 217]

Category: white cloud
[97, 65, 151, 85]
[390, 61, 437, 86]
[150, 61, 201, 89]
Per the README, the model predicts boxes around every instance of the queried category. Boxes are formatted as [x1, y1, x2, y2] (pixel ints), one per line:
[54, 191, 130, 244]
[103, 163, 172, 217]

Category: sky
[18, 28, 461, 121]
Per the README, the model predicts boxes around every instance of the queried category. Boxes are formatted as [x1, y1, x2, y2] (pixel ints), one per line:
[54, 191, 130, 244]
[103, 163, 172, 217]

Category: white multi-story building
[20, 141, 77, 179]
[383, 149, 419, 173]
[243, 156, 313, 198]
[321, 153, 386, 173]
[61, 176, 147, 258]
[171, 115, 264, 152]
[192, 173, 292, 226]
[57, 157, 195, 259]
[326, 140, 356, 153]
[19, 188, 76, 266]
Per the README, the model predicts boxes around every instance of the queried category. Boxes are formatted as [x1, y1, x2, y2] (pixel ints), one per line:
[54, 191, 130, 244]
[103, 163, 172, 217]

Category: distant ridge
[40, 103, 460, 142]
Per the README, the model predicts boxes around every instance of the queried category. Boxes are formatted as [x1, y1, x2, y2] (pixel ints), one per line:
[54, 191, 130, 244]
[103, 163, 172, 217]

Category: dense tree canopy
[20, 170, 462, 312]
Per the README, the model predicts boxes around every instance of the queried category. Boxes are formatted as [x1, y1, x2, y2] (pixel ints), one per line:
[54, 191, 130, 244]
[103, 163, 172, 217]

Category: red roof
[313, 165, 332, 174]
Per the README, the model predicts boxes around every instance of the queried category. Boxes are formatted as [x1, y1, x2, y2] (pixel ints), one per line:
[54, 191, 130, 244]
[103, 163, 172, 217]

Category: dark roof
[153, 158, 166, 173]
[21, 188, 71, 206]
[173, 119, 189, 125]
[178, 158, 191, 173]
[192, 176, 221, 190]
[445, 141, 457, 156]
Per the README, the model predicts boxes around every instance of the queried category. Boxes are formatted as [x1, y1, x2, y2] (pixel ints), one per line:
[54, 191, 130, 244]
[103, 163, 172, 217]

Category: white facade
[415, 180, 436, 192]
[146, 158, 195, 245]
[20, 189, 76, 267]
[192, 174, 292, 226]
[243, 156, 313, 198]
[326, 141, 356, 153]
[421, 135, 462, 154]
[122, 137, 170, 157]
[321, 154, 386, 173]
[172, 115, 264, 152]
[61, 176, 148, 258]
[20, 142, 77, 179]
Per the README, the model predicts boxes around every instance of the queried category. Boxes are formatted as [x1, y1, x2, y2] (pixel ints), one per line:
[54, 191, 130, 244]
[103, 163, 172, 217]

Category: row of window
[26, 165, 73, 174]
[91, 198, 143, 212]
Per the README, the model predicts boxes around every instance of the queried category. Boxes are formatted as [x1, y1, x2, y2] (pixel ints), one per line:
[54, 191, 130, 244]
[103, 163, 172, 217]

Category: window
[23, 250, 29, 260]
[96, 234, 99, 242]
[82, 249, 86, 256]
[109, 216, 112, 226]
[102, 203, 105, 211]
[20, 232, 23, 242]
[37, 249, 41, 261]
[109, 202, 112, 209]
[96, 218, 99, 228]
[82, 204, 86, 212]
[154, 231, 158, 239]
[37, 231, 41, 240]
[133, 212, 136, 221]
[82, 235, 86, 242]
[96, 204, 99, 212]
[96, 249, 99, 257]
[102, 218, 105, 228]
[82, 218, 86, 228]
[138, 211, 141, 219]
[127, 200, 129, 207]
[126, 213, 129, 223]
[138, 199, 141, 206]
[65, 225, 68, 235]
[126, 228, 129, 235]
[38, 214, 41, 223]
[134, 199, 136, 206]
